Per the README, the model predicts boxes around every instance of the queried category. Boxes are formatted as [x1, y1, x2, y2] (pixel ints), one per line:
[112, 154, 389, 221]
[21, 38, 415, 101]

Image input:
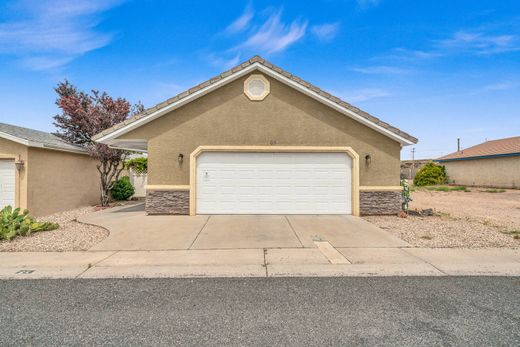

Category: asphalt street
[0, 277, 519, 346]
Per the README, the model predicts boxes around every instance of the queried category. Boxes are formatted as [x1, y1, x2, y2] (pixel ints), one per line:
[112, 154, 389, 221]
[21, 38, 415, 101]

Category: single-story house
[94, 56, 418, 216]
[436, 136, 519, 189]
[0, 123, 100, 216]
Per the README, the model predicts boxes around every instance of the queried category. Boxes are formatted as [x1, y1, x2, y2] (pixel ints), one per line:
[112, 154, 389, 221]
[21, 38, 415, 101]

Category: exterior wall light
[178, 153, 184, 164]
[15, 160, 25, 171]
[365, 154, 371, 166]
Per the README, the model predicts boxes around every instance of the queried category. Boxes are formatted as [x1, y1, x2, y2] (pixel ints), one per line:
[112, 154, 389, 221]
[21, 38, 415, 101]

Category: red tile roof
[438, 136, 520, 161]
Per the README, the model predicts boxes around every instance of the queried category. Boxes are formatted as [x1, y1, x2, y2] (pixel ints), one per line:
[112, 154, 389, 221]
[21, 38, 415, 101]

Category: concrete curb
[0, 248, 519, 279]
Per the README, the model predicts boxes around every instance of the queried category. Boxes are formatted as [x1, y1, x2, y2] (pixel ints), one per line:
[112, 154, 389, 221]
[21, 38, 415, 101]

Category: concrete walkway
[1, 247, 519, 279]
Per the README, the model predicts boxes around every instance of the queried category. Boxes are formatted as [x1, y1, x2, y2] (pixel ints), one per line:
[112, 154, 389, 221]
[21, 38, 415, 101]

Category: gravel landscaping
[365, 188, 520, 248]
[0, 206, 108, 252]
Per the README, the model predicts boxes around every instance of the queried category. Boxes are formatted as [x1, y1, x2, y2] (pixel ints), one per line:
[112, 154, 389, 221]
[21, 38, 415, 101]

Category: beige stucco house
[94, 56, 418, 216]
[0, 123, 100, 216]
[437, 136, 520, 188]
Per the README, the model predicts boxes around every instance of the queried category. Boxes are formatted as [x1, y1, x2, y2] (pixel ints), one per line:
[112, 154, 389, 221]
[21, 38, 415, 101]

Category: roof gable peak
[94, 55, 417, 145]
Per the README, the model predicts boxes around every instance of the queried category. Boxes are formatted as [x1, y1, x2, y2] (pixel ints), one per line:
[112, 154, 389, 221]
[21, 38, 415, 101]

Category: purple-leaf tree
[53, 80, 144, 206]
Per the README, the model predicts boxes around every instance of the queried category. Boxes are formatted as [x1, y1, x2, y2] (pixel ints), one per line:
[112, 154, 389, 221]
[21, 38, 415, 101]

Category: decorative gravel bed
[365, 189, 520, 248]
[0, 206, 108, 252]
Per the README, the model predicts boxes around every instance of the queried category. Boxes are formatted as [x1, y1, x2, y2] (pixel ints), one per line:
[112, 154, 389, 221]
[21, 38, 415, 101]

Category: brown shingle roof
[94, 55, 417, 144]
[438, 136, 520, 161]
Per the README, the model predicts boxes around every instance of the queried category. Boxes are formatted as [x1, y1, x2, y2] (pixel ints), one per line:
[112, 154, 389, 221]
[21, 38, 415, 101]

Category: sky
[0, 0, 519, 159]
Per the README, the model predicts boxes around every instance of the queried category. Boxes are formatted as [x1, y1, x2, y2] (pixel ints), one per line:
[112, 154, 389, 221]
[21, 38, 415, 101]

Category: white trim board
[96, 63, 415, 146]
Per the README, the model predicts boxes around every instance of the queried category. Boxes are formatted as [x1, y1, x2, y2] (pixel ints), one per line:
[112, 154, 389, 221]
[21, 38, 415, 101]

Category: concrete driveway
[79, 204, 408, 251]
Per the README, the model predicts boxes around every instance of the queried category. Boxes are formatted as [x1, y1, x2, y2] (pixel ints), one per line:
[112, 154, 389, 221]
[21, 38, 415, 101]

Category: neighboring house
[0, 123, 100, 216]
[400, 159, 431, 180]
[94, 56, 418, 216]
[437, 136, 520, 189]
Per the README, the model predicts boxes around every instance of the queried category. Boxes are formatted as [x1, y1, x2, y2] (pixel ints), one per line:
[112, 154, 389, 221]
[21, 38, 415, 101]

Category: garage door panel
[0, 160, 16, 209]
[196, 152, 352, 214]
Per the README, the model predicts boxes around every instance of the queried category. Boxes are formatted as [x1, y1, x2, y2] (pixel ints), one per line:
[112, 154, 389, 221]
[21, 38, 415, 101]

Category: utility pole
[457, 138, 460, 152]
[411, 147, 416, 179]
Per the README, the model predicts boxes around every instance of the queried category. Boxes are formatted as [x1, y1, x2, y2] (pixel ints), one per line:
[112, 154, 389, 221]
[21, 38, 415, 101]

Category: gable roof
[0, 122, 87, 154]
[437, 136, 520, 162]
[94, 56, 418, 146]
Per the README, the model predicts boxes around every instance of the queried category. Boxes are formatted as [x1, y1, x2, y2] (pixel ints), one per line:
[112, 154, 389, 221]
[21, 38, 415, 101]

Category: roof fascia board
[40, 144, 88, 155]
[0, 131, 31, 146]
[96, 62, 414, 145]
[108, 146, 148, 153]
[436, 152, 520, 162]
[107, 139, 148, 152]
[0, 130, 87, 154]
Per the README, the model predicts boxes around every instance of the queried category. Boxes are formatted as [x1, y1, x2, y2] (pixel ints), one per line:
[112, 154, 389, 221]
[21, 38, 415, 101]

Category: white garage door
[0, 160, 15, 209]
[196, 152, 352, 214]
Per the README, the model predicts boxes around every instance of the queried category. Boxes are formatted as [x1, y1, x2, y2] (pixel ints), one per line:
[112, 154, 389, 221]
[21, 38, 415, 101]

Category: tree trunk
[97, 161, 112, 207]
[96, 157, 127, 207]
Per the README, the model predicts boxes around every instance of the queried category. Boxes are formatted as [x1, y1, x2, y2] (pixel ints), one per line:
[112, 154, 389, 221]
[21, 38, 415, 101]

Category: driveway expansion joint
[284, 216, 304, 248]
[399, 248, 449, 276]
[188, 215, 211, 250]
[75, 251, 119, 278]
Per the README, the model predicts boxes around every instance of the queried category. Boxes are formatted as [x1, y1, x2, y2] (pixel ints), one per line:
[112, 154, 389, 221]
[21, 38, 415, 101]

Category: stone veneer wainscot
[359, 191, 401, 215]
[146, 190, 189, 215]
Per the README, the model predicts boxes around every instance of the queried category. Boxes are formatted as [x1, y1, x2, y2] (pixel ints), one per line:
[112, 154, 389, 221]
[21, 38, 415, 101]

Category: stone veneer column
[360, 191, 401, 215]
[146, 190, 189, 215]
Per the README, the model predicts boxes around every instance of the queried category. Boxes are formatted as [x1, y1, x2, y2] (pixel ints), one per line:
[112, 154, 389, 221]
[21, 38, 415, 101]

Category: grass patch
[423, 185, 471, 192]
[501, 229, 520, 240]
[479, 188, 506, 193]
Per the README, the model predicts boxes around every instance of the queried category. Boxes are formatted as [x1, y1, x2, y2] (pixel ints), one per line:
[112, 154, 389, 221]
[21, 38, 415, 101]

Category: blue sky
[0, 0, 519, 159]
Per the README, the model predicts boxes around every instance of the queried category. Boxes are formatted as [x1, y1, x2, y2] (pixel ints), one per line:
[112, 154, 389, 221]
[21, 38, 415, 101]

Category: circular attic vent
[244, 74, 270, 101]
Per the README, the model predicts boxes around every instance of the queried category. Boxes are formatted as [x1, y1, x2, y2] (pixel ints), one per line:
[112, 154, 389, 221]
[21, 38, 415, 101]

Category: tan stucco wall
[26, 148, 100, 216]
[120, 72, 402, 186]
[0, 138, 28, 210]
[443, 156, 520, 189]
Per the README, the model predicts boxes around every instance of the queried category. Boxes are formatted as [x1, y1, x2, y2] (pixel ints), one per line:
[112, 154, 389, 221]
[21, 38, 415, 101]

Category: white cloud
[0, 0, 122, 70]
[237, 11, 307, 54]
[482, 82, 517, 91]
[351, 65, 410, 74]
[339, 88, 390, 102]
[206, 52, 241, 69]
[437, 31, 519, 55]
[378, 28, 518, 63]
[311, 22, 340, 41]
[390, 48, 442, 60]
[225, 4, 254, 34]
[469, 81, 519, 95]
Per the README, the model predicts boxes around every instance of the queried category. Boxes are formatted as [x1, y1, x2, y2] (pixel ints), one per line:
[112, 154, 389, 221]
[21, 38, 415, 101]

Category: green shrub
[110, 176, 135, 200]
[414, 163, 448, 186]
[479, 188, 506, 193]
[450, 186, 469, 192]
[0, 206, 59, 241]
[424, 185, 470, 192]
[125, 157, 147, 174]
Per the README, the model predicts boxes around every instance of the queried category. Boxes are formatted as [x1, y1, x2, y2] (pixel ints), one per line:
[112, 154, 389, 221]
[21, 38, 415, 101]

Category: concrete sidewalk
[1, 247, 519, 279]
